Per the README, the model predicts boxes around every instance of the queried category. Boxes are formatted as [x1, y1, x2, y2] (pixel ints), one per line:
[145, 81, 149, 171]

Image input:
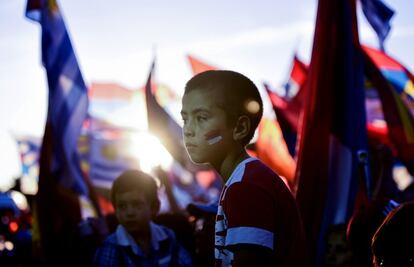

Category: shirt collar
[225, 157, 257, 186]
[115, 222, 169, 255]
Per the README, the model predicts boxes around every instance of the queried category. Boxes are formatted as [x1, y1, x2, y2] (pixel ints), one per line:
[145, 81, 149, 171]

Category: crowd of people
[2, 70, 414, 267]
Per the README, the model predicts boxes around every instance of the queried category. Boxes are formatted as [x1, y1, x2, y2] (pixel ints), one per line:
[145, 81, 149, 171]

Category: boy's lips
[185, 143, 197, 148]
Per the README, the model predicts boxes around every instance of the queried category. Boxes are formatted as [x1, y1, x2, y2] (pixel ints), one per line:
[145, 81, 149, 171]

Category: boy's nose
[183, 124, 195, 137]
[125, 205, 137, 216]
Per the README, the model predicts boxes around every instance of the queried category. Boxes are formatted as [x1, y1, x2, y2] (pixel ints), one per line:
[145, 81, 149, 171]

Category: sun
[127, 131, 173, 174]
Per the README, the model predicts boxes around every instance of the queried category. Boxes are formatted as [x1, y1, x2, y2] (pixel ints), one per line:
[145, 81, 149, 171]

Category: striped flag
[362, 48, 414, 174]
[363, 45, 414, 112]
[294, 0, 368, 265]
[26, 0, 89, 195]
[264, 56, 307, 156]
[281, 55, 308, 99]
[26, 0, 100, 263]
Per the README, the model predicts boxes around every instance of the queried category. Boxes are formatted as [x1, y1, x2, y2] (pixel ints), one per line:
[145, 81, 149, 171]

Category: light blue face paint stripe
[207, 135, 223, 145]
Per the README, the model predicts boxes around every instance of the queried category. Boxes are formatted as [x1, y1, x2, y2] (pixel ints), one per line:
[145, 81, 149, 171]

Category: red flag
[295, 0, 367, 265]
[264, 56, 308, 156]
[187, 54, 217, 75]
[255, 118, 296, 189]
[88, 82, 136, 101]
[281, 55, 309, 98]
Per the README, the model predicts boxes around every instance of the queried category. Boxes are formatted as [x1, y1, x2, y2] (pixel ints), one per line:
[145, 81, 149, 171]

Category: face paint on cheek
[204, 129, 223, 145]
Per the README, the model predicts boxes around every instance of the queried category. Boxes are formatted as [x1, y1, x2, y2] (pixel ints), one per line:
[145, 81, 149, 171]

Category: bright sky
[0, 0, 413, 189]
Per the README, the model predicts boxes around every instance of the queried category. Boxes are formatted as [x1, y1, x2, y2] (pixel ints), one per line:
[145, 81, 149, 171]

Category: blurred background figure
[347, 198, 399, 267]
[371, 201, 414, 267]
[0, 183, 32, 267]
[186, 202, 217, 267]
[324, 224, 352, 267]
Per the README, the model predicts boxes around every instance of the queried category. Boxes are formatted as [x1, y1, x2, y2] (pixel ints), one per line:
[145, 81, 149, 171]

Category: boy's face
[181, 88, 234, 165]
[115, 190, 153, 234]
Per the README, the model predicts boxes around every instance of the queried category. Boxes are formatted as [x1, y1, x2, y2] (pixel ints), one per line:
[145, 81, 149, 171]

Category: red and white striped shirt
[215, 157, 307, 267]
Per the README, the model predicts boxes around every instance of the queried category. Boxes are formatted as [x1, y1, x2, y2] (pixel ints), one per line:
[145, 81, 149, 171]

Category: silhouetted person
[372, 201, 414, 267]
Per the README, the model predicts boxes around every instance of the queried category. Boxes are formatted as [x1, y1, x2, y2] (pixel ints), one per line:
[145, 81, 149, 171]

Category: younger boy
[181, 70, 308, 267]
[93, 170, 192, 267]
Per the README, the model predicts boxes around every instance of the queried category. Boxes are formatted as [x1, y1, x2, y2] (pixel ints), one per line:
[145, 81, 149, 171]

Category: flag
[187, 54, 217, 75]
[145, 60, 201, 173]
[264, 56, 308, 156]
[265, 55, 308, 133]
[87, 130, 139, 189]
[295, 0, 367, 265]
[26, 0, 90, 195]
[15, 136, 41, 195]
[362, 45, 414, 111]
[16, 136, 41, 179]
[360, 0, 394, 51]
[255, 118, 296, 189]
[26, 0, 100, 263]
[281, 55, 308, 99]
[362, 49, 414, 174]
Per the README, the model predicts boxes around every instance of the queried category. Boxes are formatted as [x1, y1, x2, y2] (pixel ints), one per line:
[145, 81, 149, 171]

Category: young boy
[93, 170, 192, 267]
[181, 70, 308, 267]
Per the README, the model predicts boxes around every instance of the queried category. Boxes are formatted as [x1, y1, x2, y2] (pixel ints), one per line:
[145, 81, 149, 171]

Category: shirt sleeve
[223, 182, 276, 250]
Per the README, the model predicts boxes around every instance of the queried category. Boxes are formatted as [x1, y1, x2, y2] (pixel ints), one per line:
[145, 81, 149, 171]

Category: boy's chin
[189, 157, 209, 165]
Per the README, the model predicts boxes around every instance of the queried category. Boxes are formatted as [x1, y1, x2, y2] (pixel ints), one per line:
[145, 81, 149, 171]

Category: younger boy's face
[181, 88, 234, 165]
[115, 190, 153, 234]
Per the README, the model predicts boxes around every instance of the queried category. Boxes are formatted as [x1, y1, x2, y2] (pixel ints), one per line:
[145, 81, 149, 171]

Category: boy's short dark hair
[185, 70, 263, 146]
[111, 170, 159, 209]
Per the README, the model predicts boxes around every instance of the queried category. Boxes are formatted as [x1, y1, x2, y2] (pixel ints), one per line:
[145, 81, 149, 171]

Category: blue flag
[25, 1, 103, 264]
[144, 60, 203, 173]
[26, 0, 89, 196]
[360, 0, 394, 51]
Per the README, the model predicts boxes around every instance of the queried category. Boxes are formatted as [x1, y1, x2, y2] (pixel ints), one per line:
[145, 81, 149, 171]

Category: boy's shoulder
[231, 158, 281, 185]
[101, 231, 118, 246]
[226, 158, 293, 197]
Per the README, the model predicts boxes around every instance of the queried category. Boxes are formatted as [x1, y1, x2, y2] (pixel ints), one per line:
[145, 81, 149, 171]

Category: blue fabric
[360, 0, 395, 50]
[25, 0, 89, 195]
[93, 223, 192, 267]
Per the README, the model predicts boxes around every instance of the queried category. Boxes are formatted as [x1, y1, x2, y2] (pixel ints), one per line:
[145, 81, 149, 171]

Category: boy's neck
[217, 149, 249, 183]
[131, 225, 152, 256]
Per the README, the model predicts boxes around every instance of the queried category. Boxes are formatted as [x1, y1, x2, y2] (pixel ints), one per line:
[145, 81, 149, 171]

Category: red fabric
[363, 50, 414, 174]
[264, 56, 308, 133]
[294, 0, 366, 263]
[362, 45, 404, 71]
[215, 159, 307, 267]
[187, 54, 217, 75]
[88, 82, 137, 100]
[255, 118, 296, 189]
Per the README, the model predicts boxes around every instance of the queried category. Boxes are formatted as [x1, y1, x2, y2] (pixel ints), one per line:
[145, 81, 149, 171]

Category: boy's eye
[197, 115, 207, 122]
[131, 200, 144, 208]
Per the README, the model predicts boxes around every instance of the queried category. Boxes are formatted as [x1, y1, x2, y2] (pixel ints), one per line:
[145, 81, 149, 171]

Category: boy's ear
[233, 115, 250, 141]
